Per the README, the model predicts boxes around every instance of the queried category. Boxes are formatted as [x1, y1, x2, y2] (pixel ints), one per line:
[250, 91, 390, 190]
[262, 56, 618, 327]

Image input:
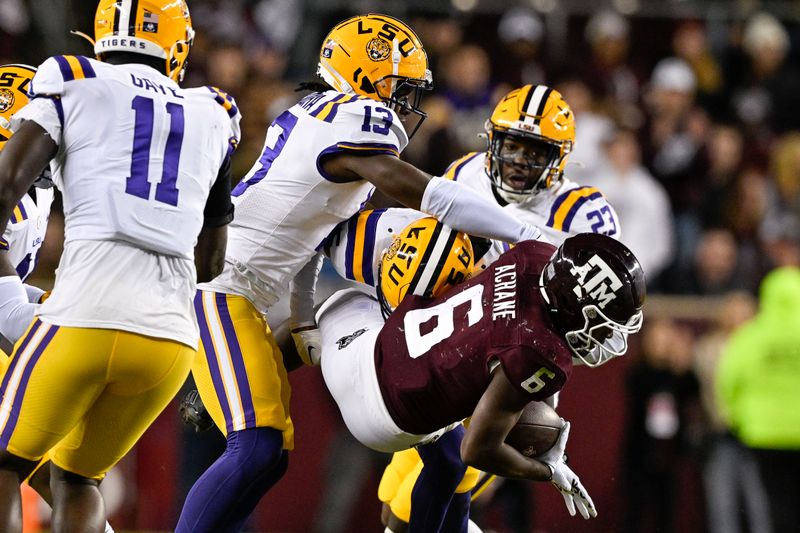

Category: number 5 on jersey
[126, 95, 184, 206]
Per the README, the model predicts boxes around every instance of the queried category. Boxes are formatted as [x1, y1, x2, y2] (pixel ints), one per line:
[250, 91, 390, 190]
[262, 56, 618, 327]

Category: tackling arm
[322, 153, 544, 244]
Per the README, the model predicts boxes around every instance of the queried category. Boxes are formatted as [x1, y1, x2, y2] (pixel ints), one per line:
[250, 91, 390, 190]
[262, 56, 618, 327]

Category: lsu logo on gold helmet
[378, 217, 473, 316]
[0, 64, 36, 151]
[485, 85, 575, 203]
[93, 0, 194, 82]
[318, 14, 432, 136]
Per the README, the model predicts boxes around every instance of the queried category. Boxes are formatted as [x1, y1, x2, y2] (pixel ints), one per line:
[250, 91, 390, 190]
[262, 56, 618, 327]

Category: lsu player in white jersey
[323, 85, 625, 532]
[0, 1, 239, 531]
[0, 64, 54, 358]
[177, 14, 550, 533]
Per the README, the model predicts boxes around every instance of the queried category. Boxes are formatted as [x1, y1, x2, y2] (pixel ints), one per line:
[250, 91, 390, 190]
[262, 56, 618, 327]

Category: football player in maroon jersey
[318, 232, 645, 523]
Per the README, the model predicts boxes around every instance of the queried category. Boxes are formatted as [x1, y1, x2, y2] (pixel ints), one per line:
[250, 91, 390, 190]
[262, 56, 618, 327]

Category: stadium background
[4, 0, 800, 531]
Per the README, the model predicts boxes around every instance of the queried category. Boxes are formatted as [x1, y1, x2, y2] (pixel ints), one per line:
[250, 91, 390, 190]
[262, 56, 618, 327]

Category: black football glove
[180, 389, 215, 433]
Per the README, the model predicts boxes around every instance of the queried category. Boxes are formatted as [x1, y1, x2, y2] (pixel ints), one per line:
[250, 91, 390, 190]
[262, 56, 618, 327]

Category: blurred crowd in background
[2, 0, 800, 532]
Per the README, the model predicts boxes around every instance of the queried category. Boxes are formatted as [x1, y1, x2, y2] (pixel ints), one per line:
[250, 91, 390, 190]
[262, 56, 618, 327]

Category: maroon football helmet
[541, 233, 645, 366]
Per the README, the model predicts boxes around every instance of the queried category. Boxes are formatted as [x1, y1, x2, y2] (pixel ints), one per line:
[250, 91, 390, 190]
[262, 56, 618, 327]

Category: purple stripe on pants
[214, 293, 257, 429]
[0, 324, 59, 447]
[195, 291, 235, 434]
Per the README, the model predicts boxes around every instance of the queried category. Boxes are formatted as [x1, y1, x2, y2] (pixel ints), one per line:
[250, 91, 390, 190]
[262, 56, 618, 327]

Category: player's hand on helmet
[291, 324, 321, 366]
[537, 421, 598, 519]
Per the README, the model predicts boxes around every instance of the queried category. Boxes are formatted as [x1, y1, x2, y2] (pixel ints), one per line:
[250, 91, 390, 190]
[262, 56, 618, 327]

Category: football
[504, 401, 562, 458]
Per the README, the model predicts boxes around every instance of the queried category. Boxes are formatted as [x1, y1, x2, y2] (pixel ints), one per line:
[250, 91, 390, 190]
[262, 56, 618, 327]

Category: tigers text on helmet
[541, 233, 645, 367]
[317, 13, 432, 138]
[93, 0, 194, 82]
[0, 64, 36, 151]
[377, 217, 473, 318]
[485, 85, 575, 204]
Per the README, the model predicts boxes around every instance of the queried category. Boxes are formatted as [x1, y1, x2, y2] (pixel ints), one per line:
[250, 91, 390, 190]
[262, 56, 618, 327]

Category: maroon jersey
[375, 240, 574, 435]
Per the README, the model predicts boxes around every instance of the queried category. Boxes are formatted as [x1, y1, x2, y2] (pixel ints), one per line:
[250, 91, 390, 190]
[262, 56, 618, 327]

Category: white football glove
[291, 326, 321, 366]
[538, 421, 598, 520]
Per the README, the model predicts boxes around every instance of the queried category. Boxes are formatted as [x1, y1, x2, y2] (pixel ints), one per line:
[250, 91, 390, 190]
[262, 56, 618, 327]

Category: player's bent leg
[26, 456, 52, 504]
[49, 463, 104, 533]
[176, 427, 287, 533]
[378, 448, 424, 523]
[190, 291, 293, 443]
[179, 291, 293, 532]
[50, 330, 193, 479]
[383, 449, 482, 531]
[410, 426, 468, 533]
[440, 492, 470, 533]
[0, 450, 39, 533]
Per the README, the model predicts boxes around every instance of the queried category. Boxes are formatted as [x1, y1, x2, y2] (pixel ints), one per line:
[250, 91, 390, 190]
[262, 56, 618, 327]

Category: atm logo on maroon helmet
[569, 255, 622, 309]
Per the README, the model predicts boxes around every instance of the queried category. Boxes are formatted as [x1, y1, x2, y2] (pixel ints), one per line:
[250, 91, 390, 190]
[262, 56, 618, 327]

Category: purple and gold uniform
[0, 50, 238, 479]
[319, 240, 573, 453]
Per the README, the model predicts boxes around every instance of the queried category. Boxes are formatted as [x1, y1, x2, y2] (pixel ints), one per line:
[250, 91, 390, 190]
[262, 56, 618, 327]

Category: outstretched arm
[322, 153, 544, 244]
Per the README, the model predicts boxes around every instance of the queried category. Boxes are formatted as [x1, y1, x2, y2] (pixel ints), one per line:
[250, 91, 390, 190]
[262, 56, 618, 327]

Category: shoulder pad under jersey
[442, 152, 483, 181]
[545, 185, 618, 236]
[181, 86, 242, 148]
[327, 96, 408, 155]
[29, 55, 100, 96]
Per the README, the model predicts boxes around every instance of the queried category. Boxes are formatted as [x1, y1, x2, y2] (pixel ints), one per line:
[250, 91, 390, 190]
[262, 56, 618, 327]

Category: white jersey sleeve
[324, 96, 408, 160]
[322, 207, 423, 287]
[0, 188, 53, 282]
[543, 184, 621, 239]
[12, 56, 65, 144]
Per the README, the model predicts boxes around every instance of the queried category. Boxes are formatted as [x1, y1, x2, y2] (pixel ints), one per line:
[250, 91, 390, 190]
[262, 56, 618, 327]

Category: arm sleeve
[11, 56, 66, 145]
[23, 283, 45, 304]
[0, 276, 37, 344]
[329, 102, 407, 155]
[290, 252, 323, 328]
[495, 347, 567, 402]
[421, 176, 546, 244]
[11, 98, 62, 147]
[203, 154, 234, 228]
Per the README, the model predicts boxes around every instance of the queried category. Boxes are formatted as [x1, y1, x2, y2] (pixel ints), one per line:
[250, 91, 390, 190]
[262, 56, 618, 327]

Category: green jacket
[716, 267, 800, 449]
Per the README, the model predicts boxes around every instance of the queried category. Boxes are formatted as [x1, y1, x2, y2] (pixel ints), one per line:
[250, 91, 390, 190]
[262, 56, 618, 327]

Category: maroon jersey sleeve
[493, 338, 569, 401]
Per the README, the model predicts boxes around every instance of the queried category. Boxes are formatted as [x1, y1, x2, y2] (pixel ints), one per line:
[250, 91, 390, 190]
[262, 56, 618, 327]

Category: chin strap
[70, 30, 96, 47]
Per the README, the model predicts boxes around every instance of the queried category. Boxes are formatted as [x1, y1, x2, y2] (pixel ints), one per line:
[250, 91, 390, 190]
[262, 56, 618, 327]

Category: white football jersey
[0, 188, 53, 282]
[13, 55, 241, 346]
[442, 152, 622, 267]
[323, 151, 624, 287]
[323, 207, 421, 289]
[203, 90, 408, 312]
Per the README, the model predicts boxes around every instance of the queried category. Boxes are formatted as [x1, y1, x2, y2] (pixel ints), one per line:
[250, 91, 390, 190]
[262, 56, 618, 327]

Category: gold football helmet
[0, 64, 36, 151]
[318, 13, 432, 135]
[378, 217, 473, 316]
[485, 85, 575, 203]
[93, 0, 194, 82]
